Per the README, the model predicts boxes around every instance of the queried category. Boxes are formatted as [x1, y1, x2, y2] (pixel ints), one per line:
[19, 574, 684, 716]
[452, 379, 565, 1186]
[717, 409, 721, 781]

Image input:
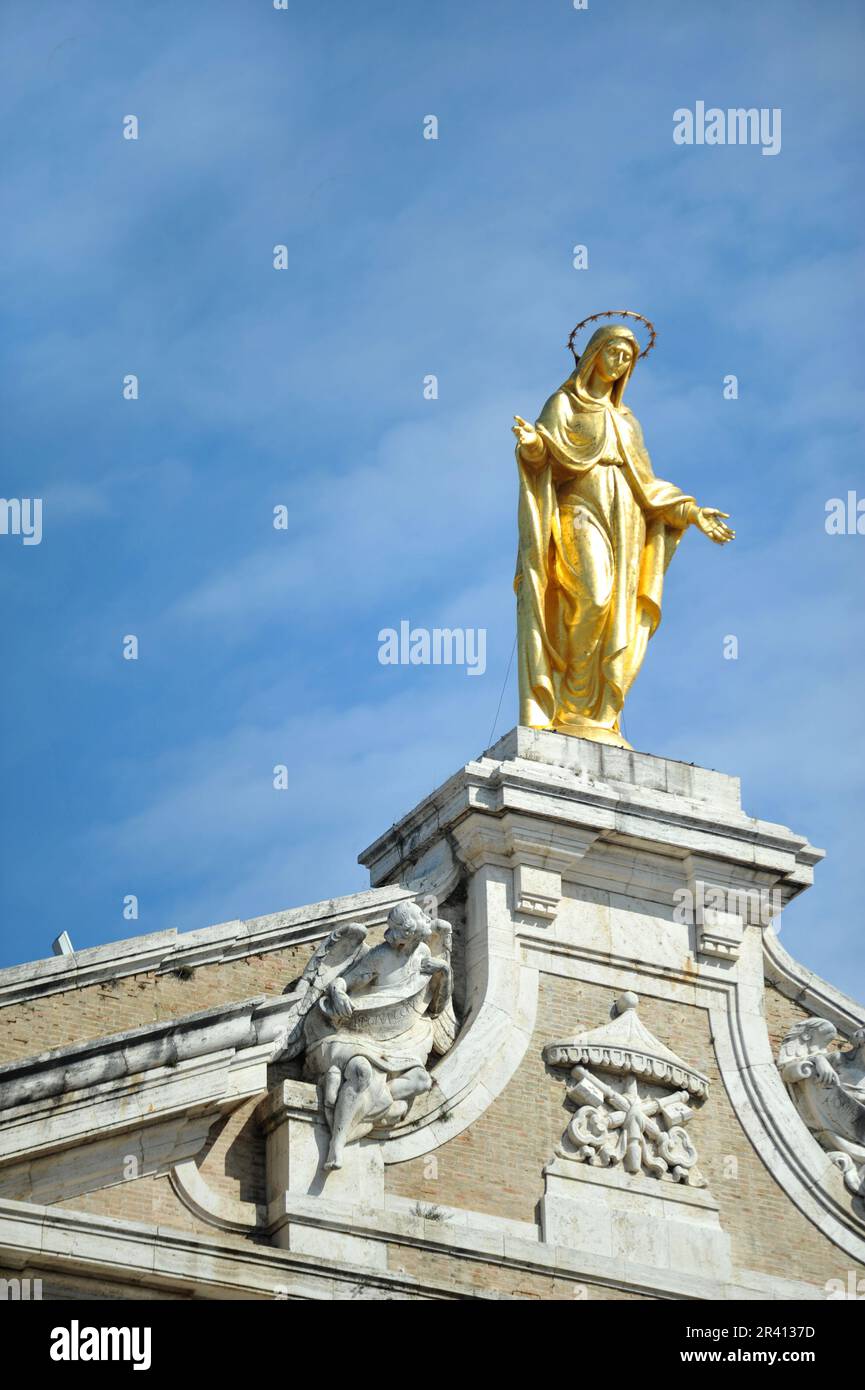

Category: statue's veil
[568, 324, 640, 408]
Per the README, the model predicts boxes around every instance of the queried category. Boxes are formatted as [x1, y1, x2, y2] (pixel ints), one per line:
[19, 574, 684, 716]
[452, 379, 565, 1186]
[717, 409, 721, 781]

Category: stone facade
[0, 729, 862, 1301]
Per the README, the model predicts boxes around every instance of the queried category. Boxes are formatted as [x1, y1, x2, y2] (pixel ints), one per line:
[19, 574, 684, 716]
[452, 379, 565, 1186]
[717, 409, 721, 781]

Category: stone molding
[0, 1196, 488, 1301]
[0, 996, 288, 1115]
[359, 728, 824, 910]
[0, 1192, 828, 1303]
[0, 998, 283, 1190]
[0, 885, 415, 1010]
[170, 1161, 266, 1234]
[1, 1116, 220, 1209]
[764, 927, 865, 1037]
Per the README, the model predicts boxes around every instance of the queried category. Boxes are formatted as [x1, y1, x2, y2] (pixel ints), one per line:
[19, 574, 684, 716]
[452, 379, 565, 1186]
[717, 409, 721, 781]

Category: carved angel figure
[273, 900, 455, 1170]
[778, 1018, 865, 1200]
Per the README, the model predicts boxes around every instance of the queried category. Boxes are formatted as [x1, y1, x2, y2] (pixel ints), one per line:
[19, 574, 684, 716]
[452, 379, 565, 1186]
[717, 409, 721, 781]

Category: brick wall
[0, 943, 314, 1064]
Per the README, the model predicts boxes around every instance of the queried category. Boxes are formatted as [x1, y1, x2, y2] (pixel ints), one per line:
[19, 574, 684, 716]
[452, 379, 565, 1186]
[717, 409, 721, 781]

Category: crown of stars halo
[567, 310, 657, 365]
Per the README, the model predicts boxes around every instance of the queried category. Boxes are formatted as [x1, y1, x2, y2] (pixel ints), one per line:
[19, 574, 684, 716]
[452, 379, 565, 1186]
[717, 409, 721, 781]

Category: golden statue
[513, 311, 734, 749]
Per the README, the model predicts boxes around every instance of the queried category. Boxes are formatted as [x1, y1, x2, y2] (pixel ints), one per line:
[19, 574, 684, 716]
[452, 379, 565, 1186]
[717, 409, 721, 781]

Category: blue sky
[1, 1, 863, 995]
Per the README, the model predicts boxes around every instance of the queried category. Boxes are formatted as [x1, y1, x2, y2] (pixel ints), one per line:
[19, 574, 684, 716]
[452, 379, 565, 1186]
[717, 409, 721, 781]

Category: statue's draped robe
[515, 332, 695, 733]
[303, 950, 436, 1083]
[780, 1041, 865, 1161]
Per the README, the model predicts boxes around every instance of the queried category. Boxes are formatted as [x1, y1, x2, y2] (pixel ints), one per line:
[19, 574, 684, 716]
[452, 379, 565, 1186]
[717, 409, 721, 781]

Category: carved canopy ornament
[544, 991, 709, 1100]
[543, 992, 710, 1187]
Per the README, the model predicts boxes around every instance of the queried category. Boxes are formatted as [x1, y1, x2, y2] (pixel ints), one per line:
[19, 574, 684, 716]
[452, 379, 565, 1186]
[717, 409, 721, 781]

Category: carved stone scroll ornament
[778, 1019, 865, 1207]
[543, 992, 710, 1187]
[270, 901, 456, 1171]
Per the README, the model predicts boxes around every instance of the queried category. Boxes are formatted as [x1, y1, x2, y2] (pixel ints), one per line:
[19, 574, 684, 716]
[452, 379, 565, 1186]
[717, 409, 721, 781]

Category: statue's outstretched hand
[695, 507, 735, 545]
[512, 415, 542, 457]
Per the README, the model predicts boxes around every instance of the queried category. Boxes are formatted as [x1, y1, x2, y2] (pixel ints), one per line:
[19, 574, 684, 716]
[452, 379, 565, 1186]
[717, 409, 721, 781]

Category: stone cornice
[0, 1197, 488, 1300]
[763, 927, 865, 1037]
[0, 1193, 829, 1303]
[358, 729, 824, 906]
[0, 884, 413, 1011]
[0, 997, 266, 1109]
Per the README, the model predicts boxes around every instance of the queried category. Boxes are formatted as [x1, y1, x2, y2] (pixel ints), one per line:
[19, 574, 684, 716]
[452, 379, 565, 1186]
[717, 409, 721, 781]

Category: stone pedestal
[261, 1080, 386, 1268]
[360, 725, 822, 936]
[541, 1159, 731, 1278]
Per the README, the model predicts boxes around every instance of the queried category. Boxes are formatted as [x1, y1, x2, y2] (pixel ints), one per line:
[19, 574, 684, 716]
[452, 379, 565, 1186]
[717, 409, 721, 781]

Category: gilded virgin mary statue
[513, 311, 734, 748]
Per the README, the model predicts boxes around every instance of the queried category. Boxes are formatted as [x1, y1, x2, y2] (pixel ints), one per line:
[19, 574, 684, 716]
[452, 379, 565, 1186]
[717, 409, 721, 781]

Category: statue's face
[595, 339, 634, 382]
[809, 1021, 837, 1050]
[385, 909, 424, 949]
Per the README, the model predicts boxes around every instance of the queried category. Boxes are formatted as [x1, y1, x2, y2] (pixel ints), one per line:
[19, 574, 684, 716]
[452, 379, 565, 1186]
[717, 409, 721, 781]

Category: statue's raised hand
[512, 414, 543, 457]
[420, 956, 450, 977]
[433, 918, 452, 953]
[695, 507, 735, 545]
[813, 1052, 839, 1089]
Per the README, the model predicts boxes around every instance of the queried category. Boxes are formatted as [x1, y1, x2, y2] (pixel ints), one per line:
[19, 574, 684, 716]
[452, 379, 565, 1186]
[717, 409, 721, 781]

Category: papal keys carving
[272, 901, 456, 1169]
[544, 991, 710, 1187]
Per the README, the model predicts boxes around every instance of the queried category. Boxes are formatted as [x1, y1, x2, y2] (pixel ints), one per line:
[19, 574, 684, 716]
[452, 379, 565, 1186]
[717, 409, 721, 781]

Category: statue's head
[576, 325, 639, 403]
[779, 1016, 837, 1064]
[385, 901, 431, 950]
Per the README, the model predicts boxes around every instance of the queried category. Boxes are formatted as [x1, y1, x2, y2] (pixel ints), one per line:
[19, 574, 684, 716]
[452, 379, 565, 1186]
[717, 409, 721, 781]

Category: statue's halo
[567, 309, 657, 366]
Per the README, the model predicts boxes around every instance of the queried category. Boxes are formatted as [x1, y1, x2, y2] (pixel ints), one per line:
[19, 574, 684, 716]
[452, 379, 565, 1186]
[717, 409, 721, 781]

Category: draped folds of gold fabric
[515, 325, 695, 747]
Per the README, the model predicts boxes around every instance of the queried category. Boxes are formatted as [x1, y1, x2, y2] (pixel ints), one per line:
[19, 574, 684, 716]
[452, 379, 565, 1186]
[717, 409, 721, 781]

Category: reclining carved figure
[778, 1018, 865, 1203]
